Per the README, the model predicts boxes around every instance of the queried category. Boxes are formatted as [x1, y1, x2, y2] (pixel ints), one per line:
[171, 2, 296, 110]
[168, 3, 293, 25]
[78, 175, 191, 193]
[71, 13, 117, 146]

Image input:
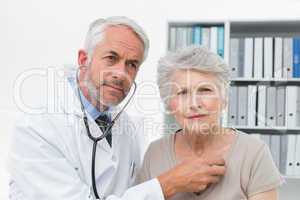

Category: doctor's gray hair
[84, 16, 149, 63]
[157, 45, 231, 108]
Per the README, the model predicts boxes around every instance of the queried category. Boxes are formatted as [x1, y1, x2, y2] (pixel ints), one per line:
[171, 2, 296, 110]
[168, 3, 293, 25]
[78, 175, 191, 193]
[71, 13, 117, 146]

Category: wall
[1, 0, 300, 199]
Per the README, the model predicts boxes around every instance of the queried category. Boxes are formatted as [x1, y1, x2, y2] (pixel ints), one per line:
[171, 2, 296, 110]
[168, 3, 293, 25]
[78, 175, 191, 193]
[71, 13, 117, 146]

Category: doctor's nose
[111, 62, 129, 82]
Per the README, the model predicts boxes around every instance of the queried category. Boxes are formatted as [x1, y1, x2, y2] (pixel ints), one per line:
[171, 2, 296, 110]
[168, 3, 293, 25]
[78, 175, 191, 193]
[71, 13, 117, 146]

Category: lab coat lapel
[59, 67, 112, 152]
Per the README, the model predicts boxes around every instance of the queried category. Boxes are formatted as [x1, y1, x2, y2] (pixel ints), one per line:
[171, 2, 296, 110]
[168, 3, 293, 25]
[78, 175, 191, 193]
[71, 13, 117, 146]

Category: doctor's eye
[126, 60, 139, 71]
[104, 55, 118, 65]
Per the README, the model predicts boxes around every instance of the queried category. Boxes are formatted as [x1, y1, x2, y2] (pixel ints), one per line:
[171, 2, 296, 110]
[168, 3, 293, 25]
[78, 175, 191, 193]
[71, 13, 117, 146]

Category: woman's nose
[188, 95, 202, 111]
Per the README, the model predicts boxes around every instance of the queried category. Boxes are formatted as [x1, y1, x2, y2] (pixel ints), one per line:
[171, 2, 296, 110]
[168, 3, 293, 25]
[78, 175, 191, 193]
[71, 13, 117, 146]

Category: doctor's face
[168, 69, 225, 134]
[78, 25, 144, 107]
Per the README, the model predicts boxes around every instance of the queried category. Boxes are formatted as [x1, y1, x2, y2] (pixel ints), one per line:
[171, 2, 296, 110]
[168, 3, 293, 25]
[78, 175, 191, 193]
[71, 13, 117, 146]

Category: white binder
[274, 37, 283, 78]
[270, 135, 281, 169]
[283, 38, 293, 79]
[169, 27, 177, 51]
[186, 27, 193, 46]
[295, 135, 300, 175]
[210, 27, 218, 54]
[266, 86, 277, 127]
[280, 135, 288, 174]
[276, 86, 286, 126]
[257, 85, 267, 126]
[228, 86, 238, 126]
[238, 38, 245, 77]
[286, 86, 298, 128]
[176, 27, 185, 49]
[230, 38, 240, 78]
[201, 27, 211, 49]
[254, 37, 263, 78]
[297, 87, 300, 127]
[264, 37, 274, 79]
[286, 135, 297, 176]
[244, 37, 254, 78]
[237, 86, 248, 126]
[247, 85, 257, 127]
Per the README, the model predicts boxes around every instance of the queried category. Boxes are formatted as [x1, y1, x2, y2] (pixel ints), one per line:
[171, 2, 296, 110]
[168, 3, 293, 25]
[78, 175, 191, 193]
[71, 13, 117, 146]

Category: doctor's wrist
[157, 171, 178, 199]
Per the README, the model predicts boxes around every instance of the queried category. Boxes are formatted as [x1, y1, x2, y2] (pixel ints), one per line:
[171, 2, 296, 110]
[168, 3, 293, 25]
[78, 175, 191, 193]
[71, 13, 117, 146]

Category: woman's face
[168, 69, 225, 134]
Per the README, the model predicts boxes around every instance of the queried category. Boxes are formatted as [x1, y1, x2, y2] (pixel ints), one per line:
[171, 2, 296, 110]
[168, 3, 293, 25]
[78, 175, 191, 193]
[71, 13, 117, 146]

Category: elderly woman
[136, 46, 283, 200]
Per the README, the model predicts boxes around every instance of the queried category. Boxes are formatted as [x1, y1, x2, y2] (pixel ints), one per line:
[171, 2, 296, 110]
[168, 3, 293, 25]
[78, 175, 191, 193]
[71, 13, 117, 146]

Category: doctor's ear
[78, 49, 89, 67]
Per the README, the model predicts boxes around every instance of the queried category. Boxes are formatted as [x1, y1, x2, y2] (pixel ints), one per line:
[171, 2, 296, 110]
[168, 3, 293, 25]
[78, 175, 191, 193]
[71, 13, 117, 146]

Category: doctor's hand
[157, 156, 226, 199]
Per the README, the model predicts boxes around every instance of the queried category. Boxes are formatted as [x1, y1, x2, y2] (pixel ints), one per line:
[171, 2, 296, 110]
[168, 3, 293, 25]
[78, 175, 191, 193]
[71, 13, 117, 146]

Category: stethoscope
[76, 69, 137, 199]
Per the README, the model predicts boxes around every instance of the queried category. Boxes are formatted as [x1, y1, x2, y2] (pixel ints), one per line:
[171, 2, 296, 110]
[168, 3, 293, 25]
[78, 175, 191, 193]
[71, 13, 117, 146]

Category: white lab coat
[7, 67, 164, 200]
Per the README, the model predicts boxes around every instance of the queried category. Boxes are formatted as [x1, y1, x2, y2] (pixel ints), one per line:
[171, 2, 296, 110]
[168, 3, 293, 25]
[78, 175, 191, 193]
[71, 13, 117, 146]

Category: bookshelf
[165, 20, 300, 186]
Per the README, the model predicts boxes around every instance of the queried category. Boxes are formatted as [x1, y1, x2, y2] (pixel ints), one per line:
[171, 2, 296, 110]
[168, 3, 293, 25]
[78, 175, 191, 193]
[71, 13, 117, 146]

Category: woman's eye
[177, 90, 187, 95]
[197, 88, 213, 93]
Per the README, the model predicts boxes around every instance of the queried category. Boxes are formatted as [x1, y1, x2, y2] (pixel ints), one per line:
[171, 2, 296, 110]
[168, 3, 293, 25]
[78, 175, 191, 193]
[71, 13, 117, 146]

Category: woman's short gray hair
[157, 45, 231, 108]
[84, 16, 149, 62]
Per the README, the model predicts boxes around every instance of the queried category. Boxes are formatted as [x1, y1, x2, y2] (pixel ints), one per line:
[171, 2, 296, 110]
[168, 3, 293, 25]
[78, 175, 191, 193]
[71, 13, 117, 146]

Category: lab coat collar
[58, 66, 122, 120]
[58, 66, 124, 152]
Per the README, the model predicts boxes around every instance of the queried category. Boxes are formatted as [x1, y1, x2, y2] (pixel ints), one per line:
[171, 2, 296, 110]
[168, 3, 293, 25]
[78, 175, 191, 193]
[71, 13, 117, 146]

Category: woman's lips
[187, 114, 208, 119]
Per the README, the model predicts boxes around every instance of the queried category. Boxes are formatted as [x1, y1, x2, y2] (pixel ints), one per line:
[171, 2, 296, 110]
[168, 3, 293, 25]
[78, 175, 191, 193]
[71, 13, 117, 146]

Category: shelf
[230, 78, 300, 85]
[230, 126, 300, 135]
[230, 20, 300, 37]
[283, 176, 300, 180]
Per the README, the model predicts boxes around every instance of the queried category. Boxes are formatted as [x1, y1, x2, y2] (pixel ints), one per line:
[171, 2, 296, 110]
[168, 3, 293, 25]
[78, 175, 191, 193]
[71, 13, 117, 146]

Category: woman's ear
[78, 49, 88, 67]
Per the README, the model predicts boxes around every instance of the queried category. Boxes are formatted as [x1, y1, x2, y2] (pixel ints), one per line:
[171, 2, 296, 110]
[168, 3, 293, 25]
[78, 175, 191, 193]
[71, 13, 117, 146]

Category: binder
[201, 27, 211, 49]
[244, 37, 254, 78]
[169, 27, 177, 51]
[228, 86, 238, 126]
[283, 38, 293, 79]
[274, 37, 283, 78]
[176, 27, 185, 49]
[257, 85, 267, 126]
[247, 85, 257, 127]
[254, 38, 263, 78]
[280, 135, 288, 174]
[237, 86, 248, 126]
[238, 38, 245, 77]
[210, 27, 218, 54]
[276, 86, 286, 126]
[270, 135, 281, 169]
[286, 86, 298, 128]
[297, 87, 300, 127]
[264, 37, 274, 79]
[295, 135, 300, 175]
[266, 86, 276, 127]
[192, 26, 202, 45]
[186, 27, 193, 46]
[217, 26, 225, 58]
[286, 135, 297, 176]
[293, 37, 300, 78]
[181, 27, 188, 48]
[230, 38, 240, 78]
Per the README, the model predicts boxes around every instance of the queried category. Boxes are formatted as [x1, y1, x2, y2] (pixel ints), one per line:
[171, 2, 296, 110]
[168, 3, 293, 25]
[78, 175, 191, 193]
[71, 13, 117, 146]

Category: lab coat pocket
[128, 161, 136, 186]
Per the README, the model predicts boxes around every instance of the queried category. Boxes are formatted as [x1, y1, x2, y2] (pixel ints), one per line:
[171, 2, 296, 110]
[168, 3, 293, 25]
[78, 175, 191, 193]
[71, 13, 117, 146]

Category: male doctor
[8, 16, 226, 200]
